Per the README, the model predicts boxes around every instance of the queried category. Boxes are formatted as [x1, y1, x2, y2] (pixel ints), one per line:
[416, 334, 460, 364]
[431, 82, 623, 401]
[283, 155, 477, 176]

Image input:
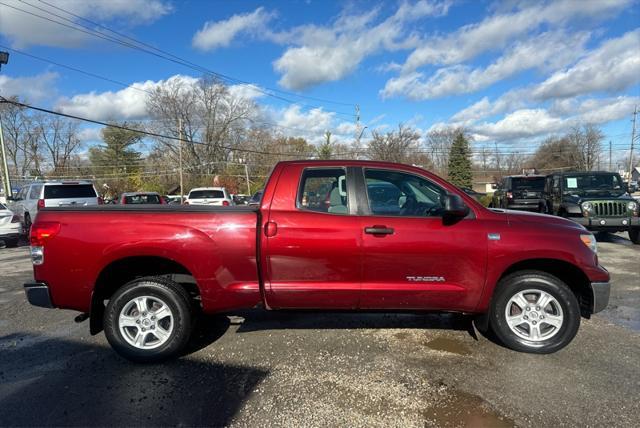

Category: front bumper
[0, 224, 22, 239]
[571, 216, 640, 231]
[591, 282, 610, 314]
[24, 282, 54, 308]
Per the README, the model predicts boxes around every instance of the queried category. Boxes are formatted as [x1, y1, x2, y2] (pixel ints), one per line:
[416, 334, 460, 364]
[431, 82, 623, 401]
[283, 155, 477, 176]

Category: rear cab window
[298, 168, 349, 214]
[44, 184, 97, 199]
[511, 177, 545, 191]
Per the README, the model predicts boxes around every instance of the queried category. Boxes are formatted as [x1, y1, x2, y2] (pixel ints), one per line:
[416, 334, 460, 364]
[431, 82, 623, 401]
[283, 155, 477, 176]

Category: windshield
[189, 190, 225, 199]
[512, 177, 545, 191]
[0, 202, 6, 210]
[124, 194, 162, 204]
[563, 174, 625, 196]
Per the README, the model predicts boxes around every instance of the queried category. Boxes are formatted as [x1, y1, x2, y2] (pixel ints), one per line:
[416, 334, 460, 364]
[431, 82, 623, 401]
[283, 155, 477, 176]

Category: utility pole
[609, 141, 612, 171]
[178, 118, 184, 203]
[244, 163, 251, 195]
[354, 104, 361, 158]
[0, 51, 11, 200]
[629, 106, 637, 183]
[0, 118, 11, 200]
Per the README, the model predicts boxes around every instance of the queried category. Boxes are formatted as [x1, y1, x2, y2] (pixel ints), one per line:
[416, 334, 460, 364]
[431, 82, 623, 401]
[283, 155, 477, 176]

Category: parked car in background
[232, 194, 251, 205]
[248, 189, 263, 206]
[184, 187, 233, 206]
[118, 192, 165, 205]
[0, 202, 22, 247]
[8, 181, 101, 229]
[544, 171, 639, 244]
[490, 175, 546, 212]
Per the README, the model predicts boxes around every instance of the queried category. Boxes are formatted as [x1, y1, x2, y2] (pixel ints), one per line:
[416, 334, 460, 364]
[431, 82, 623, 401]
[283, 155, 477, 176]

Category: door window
[364, 169, 446, 217]
[298, 168, 349, 214]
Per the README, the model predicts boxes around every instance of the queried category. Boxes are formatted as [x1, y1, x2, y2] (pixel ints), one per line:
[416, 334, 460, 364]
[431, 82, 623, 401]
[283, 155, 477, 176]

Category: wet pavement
[0, 234, 638, 427]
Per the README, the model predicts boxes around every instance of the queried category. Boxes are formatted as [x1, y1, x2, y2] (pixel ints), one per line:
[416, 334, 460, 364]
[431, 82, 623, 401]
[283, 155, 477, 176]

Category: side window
[19, 187, 28, 200]
[553, 176, 560, 192]
[365, 169, 446, 217]
[298, 168, 349, 215]
[29, 185, 42, 200]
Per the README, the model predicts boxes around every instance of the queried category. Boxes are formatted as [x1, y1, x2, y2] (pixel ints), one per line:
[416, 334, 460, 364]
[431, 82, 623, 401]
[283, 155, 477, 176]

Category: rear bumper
[571, 216, 640, 231]
[23, 282, 54, 308]
[591, 282, 610, 314]
[0, 224, 22, 238]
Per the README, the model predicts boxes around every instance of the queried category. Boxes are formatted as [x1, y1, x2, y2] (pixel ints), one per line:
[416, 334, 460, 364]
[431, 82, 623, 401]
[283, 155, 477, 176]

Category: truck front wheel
[629, 228, 640, 244]
[104, 277, 193, 363]
[489, 271, 580, 354]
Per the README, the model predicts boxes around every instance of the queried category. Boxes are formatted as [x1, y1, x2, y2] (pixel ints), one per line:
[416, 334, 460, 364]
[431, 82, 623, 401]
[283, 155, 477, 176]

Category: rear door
[357, 167, 488, 312]
[262, 165, 361, 309]
[44, 184, 98, 207]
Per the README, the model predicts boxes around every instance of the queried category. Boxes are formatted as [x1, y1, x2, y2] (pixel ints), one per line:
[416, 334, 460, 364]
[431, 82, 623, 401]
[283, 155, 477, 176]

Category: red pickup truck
[24, 160, 610, 362]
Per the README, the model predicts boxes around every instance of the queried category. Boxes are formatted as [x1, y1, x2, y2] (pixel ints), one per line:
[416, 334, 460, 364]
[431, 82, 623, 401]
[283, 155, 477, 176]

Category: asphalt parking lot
[0, 235, 638, 427]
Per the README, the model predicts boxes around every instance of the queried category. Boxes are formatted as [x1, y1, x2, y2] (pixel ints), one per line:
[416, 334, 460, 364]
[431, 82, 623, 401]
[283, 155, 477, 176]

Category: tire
[489, 270, 580, 354]
[104, 276, 193, 363]
[4, 237, 19, 248]
[629, 228, 640, 244]
[24, 213, 32, 233]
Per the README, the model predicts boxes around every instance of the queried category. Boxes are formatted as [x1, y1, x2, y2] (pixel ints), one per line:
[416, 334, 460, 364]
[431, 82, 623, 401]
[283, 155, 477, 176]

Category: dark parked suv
[490, 175, 546, 212]
[544, 171, 639, 244]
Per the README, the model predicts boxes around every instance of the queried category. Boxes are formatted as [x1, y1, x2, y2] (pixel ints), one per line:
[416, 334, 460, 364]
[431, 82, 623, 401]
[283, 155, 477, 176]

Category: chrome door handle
[364, 226, 394, 235]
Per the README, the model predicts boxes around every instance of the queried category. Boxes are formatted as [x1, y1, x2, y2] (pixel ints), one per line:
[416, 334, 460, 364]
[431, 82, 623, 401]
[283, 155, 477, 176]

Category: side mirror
[444, 194, 470, 219]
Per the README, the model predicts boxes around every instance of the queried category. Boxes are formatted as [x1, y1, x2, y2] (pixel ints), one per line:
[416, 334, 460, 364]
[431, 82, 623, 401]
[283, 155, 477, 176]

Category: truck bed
[33, 206, 262, 313]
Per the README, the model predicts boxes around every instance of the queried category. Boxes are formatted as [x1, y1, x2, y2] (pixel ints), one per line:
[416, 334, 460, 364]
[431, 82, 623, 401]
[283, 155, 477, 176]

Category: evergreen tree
[89, 124, 143, 196]
[447, 131, 473, 188]
[316, 131, 333, 159]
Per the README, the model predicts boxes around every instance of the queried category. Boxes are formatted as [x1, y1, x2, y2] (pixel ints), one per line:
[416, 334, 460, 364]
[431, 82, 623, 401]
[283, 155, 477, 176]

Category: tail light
[506, 192, 513, 199]
[222, 200, 230, 206]
[30, 221, 61, 246]
[37, 199, 45, 210]
[11, 214, 20, 223]
[98, 197, 104, 205]
[30, 221, 61, 265]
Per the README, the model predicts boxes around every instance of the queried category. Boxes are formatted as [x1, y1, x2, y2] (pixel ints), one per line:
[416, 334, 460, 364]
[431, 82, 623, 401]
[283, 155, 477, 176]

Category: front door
[358, 168, 488, 312]
[264, 166, 361, 309]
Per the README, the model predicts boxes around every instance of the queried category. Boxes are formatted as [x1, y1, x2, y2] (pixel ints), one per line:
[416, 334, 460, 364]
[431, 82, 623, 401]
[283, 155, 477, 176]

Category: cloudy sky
[0, 0, 639, 158]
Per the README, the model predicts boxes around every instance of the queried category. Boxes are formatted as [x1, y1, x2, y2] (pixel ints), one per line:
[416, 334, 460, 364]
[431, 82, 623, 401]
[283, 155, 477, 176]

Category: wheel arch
[495, 258, 593, 318]
[89, 256, 200, 335]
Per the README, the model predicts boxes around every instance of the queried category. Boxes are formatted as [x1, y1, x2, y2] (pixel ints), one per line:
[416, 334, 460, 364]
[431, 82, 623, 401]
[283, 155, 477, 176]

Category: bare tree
[0, 97, 40, 177]
[368, 124, 421, 164]
[147, 76, 257, 179]
[425, 126, 466, 177]
[35, 114, 82, 176]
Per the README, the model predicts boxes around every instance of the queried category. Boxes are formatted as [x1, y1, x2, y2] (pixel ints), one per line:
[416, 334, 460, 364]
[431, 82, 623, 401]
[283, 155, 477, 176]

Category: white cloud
[532, 29, 640, 100]
[272, 1, 451, 90]
[471, 109, 568, 140]
[192, 7, 276, 51]
[55, 75, 198, 121]
[278, 105, 334, 134]
[227, 83, 266, 101]
[382, 30, 590, 100]
[450, 90, 528, 123]
[401, 0, 630, 72]
[0, 0, 172, 48]
[0, 72, 59, 102]
[77, 127, 103, 144]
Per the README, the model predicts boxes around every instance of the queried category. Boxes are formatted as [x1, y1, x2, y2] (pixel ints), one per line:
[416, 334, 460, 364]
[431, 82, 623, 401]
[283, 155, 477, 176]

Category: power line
[7, 0, 355, 117]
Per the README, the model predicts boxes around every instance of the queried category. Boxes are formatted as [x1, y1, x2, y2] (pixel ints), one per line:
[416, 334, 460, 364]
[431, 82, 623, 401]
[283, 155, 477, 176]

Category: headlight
[581, 202, 593, 211]
[580, 233, 597, 254]
[627, 201, 638, 211]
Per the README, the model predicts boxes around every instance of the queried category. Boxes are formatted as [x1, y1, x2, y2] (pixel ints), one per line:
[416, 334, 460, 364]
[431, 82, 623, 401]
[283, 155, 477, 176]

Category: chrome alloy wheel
[504, 289, 564, 342]
[118, 296, 174, 350]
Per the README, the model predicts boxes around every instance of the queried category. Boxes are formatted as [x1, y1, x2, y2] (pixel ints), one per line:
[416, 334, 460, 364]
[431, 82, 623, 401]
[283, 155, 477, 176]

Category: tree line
[0, 77, 609, 196]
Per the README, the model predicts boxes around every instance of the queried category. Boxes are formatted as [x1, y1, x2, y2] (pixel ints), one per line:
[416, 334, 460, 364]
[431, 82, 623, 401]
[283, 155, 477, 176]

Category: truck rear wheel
[104, 277, 193, 363]
[489, 270, 580, 354]
[629, 228, 640, 244]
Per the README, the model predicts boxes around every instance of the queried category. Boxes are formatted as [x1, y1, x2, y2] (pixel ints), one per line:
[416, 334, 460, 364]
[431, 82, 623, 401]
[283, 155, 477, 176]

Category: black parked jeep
[489, 175, 546, 212]
[544, 171, 640, 244]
